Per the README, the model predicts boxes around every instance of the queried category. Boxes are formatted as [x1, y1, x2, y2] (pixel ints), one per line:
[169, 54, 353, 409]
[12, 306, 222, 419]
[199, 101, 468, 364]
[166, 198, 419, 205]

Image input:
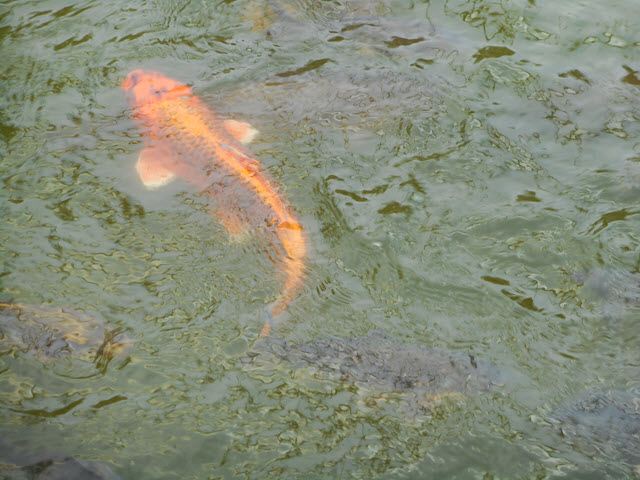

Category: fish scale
[154, 99, 281, 214]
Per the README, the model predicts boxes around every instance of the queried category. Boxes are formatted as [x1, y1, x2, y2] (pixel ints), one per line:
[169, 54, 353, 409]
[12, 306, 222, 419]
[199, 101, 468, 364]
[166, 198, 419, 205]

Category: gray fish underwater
[573, 268, 640, 323]
[0, 303, 133, 365]
[244, 330, 501, 412]
[549, 388, 640, 474]
[0, 438, 123, 480]
[574, 268, 640, 306]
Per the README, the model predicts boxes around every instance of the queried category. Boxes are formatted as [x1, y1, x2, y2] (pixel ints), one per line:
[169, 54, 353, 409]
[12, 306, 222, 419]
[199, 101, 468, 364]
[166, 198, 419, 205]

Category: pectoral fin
[211, 206, 251, 241]
[224, 119, 258, 144]
[136, 147, 176, 188]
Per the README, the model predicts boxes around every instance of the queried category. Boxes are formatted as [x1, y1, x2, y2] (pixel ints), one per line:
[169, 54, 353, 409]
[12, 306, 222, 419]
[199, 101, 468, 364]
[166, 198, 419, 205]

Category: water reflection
[1, 0, 639, 478]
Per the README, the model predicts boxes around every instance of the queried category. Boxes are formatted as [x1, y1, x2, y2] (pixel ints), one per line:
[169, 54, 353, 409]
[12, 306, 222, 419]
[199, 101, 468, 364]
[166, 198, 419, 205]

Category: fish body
[0, 438, 123, 480]
[122, 70, 307, 329]
[248, 330, 501, 395]
[0, 302, 133, 364]
[550, 388, 640, 471]
[244, 331, 502, 417]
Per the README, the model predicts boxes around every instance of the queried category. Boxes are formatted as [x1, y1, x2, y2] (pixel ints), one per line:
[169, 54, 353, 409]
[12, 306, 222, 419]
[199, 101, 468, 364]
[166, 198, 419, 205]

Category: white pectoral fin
[224, 119, 259, 144]
[136, 147, 176, 189]
[209, 202, 252, 243]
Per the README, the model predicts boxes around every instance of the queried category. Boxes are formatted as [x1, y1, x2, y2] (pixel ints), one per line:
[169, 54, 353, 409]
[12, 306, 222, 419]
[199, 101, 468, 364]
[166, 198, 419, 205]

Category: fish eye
[152, 87, 168, 97]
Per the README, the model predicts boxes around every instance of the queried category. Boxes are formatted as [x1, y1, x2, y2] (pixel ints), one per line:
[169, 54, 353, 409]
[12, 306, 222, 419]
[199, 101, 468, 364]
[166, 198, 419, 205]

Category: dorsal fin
[224, 119, 259, 144]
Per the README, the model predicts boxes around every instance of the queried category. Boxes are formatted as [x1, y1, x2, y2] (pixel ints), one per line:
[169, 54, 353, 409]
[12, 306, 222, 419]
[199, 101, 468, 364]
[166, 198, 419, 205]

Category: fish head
[122, 69, 193, 108]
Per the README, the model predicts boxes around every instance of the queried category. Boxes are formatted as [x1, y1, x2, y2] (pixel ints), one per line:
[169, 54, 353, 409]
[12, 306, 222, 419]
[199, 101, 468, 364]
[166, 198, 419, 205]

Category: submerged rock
[0, 303, 133, 365]
[549, 388, 640, 473]
[244, 331, 501, 409]
[0, 439, 123, 480]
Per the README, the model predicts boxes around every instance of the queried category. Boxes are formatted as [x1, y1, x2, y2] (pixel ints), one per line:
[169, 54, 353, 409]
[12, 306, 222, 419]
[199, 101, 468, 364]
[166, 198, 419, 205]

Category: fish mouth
[121, 68, 147, 91]
[121, 69, 193, 106]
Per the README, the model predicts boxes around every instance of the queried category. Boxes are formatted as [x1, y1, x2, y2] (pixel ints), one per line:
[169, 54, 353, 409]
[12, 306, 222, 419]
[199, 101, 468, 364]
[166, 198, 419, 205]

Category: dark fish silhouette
[0, 303, 133, 364]
[244, 330, 501, 415]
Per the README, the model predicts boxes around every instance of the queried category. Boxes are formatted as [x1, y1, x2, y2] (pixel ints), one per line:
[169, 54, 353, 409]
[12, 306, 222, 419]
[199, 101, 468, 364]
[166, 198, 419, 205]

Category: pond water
[1, 0, 639, 478]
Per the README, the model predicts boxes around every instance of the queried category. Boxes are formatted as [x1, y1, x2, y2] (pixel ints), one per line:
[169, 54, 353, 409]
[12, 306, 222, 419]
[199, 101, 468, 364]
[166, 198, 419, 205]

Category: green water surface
[1, 0, 639, 478]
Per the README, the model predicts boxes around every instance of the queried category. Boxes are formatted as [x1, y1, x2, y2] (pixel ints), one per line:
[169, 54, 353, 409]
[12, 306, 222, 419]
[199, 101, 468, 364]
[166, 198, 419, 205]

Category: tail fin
[265, 218, 307, 330]
[268, 256, 306, 318]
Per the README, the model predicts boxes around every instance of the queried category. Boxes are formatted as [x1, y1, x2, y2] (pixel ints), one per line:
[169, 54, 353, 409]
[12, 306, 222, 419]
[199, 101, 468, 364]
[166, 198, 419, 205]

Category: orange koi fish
[122, 69, 307, 334]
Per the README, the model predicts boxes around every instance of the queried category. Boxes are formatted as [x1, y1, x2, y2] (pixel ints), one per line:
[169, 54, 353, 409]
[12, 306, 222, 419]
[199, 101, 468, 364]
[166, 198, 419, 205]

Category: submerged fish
[0, 302, 133, 364]
[574, 268, 640, 306]
[0, 438, 123, 480]
[122, 69, 307, 332]
[549, 388, 640, 474]
[572, 268, 640, 323]
[244, 331, 501, 415]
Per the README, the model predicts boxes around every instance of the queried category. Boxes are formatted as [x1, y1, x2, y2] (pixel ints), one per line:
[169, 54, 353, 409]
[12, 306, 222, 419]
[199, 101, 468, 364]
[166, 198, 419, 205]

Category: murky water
[1, 0, 639, 478]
